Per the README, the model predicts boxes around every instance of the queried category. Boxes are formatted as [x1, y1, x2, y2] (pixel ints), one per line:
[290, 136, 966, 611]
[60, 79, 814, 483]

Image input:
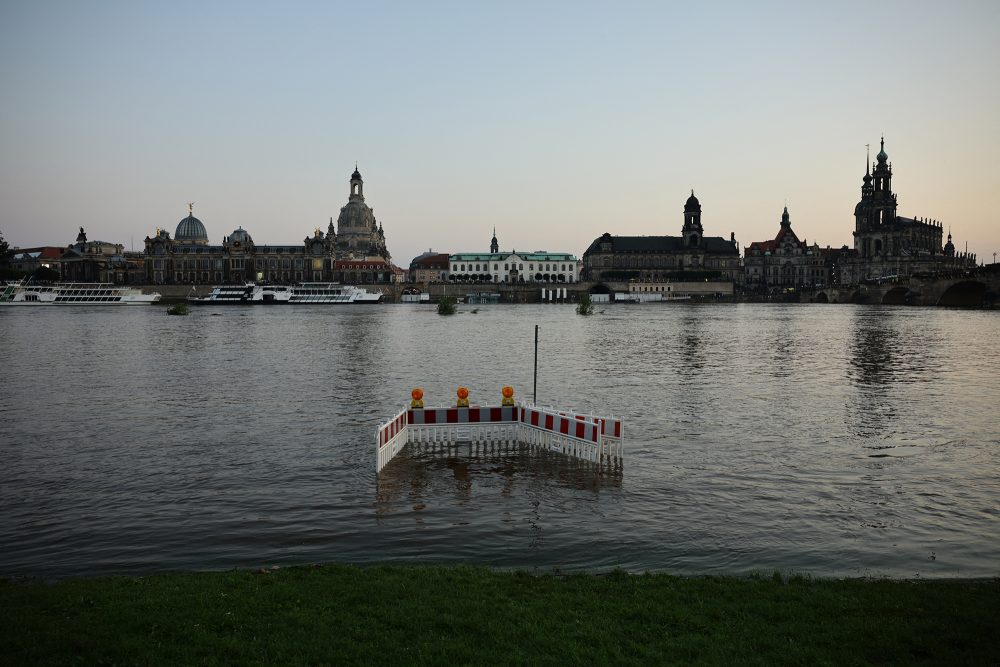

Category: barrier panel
[375, 407, 408, 473]
[375, 399, 624, 474]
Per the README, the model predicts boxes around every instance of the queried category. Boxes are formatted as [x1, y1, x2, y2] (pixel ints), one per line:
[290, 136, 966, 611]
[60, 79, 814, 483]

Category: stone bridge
[803, 271, 1000, 308]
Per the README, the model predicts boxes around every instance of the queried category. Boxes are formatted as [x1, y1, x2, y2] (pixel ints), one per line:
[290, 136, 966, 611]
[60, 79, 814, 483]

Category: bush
[576, 293, 594, 316]
[437, 296, 456, 315]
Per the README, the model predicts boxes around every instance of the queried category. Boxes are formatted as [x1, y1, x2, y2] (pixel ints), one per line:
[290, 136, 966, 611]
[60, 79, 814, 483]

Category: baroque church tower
[335, 166, 390, 261]
[682, 190, 704, 248]
[854, 137, 900, 258]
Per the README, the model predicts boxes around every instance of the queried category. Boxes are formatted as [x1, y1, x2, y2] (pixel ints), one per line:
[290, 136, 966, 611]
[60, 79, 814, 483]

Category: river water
[1, 303, 997, 579]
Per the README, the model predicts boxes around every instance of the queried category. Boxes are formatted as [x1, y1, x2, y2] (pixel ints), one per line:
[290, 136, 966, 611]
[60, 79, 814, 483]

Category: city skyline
[2, 2, 998, 266]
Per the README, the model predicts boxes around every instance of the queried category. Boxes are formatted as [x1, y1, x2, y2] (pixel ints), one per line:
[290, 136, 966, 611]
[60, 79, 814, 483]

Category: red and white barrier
[375, 407, 408, 473]
[375, 401, 624, 473]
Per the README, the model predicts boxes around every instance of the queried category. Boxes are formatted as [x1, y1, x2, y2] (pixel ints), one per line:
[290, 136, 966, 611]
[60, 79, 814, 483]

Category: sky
[1, 1, 998, 265]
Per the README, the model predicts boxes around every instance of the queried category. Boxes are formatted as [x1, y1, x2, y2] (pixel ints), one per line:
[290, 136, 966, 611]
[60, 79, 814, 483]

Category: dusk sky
[2, 1, 998, 265]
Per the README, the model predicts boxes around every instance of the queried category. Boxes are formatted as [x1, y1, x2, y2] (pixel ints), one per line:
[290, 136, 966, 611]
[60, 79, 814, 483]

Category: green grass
[2, 565, 998, 665]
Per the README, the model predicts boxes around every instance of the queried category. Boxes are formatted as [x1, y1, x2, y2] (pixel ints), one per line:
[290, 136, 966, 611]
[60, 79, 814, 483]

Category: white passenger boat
[190, 282, 383, 305]
[0, 281, 161, 305]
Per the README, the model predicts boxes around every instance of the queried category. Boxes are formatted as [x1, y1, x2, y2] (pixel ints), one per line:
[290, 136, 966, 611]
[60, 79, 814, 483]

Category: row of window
[176, 246, 307, 254]
[598, 257, 738, 268]
[452, 263, 574, 273]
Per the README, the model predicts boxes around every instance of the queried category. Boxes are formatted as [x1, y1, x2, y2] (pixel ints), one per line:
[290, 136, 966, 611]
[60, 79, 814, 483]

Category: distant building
[143, 168, 395, 284]
[845, 138, 976, 283]
[449, 229, 579, 283]
[334, 258, 393, 284]
[6, 246, 63, 276]
[409, 251, 450, 284]
[335, 167, 390, 261]
[744, 207, 828, 289]
[582, 192, 741, 284]
[61, 227, 143, 283]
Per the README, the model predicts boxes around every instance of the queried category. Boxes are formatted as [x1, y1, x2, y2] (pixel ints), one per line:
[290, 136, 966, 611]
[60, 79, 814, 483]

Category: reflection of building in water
[847, 313, 901, 443]
[843, 138, 977, 283]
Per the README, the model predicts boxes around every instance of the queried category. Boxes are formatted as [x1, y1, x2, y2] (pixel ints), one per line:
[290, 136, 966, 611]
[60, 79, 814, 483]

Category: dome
[876, 137, 888, 163]
[338, 199, 375, 228]
[684, 191, 701, 212]
[351, 167, 362, 180]
[227, 227, 253, 246]
[175, 214, 208, 243]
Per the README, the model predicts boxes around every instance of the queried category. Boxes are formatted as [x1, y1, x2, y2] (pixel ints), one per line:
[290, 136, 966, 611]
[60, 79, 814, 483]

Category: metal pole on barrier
[533, 324, 539, 405]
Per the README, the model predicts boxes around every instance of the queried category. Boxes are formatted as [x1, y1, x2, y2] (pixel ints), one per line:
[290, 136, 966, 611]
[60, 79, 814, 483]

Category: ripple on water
[0, 303, 998, 578]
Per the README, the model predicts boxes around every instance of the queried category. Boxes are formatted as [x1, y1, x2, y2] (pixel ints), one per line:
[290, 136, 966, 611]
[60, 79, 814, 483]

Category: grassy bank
[2, 565, 998, 665]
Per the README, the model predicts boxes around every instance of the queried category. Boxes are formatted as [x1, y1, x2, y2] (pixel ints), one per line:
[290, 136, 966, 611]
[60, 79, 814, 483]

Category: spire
[876, 135, 888, 163]
[781, 206, 791, 228]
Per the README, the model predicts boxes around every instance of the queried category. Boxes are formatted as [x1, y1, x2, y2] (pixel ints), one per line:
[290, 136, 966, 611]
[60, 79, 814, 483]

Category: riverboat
[0, 281, 161, 305]
[189, 282, 383, 305]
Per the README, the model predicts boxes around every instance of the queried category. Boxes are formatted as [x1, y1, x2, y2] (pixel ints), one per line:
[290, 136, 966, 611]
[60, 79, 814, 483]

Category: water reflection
[374, 445, 622, 520]
[847, 309, 901, 445]
[2, 304, 998, 579]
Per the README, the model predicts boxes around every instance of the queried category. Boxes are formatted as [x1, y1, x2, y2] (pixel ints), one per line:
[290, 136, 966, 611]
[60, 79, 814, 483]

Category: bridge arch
[937, 280, 987, 307]
[881, 286, 915, 305]
[812, 291, 829, 303]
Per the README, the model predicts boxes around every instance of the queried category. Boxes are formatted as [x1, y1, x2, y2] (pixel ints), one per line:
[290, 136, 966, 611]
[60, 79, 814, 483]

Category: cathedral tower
[682, 191, 703, 247]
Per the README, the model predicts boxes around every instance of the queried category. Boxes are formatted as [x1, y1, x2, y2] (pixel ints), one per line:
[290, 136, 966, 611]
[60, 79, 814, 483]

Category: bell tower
[682, 190, 703, 247]
[349, 164, 364, 201]
[870, 136, 897, 226]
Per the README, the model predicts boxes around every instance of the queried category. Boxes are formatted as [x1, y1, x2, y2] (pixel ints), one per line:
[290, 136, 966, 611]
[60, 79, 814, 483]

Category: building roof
[410, 252, 450, 269]
[451, 251, 578, 262]
[175, 214, 208, 242]
[583, 234, 737, 256]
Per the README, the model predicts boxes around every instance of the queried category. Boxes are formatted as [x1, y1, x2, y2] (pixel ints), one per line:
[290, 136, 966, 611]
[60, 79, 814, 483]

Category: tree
[0, 229, 9, 259]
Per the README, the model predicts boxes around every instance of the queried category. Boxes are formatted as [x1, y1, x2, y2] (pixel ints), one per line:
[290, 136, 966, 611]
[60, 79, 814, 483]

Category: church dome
[351, 167, 362, 180]
[175, 214, 208, 243]
[876, 137, 888, 163]
[684, 191, 701, 212]
[227, 227, 253, 246]
[338, 199, 375, 228]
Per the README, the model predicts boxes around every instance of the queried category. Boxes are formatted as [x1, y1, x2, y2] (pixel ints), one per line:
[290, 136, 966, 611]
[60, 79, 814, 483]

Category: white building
[449, 229, 580, 283]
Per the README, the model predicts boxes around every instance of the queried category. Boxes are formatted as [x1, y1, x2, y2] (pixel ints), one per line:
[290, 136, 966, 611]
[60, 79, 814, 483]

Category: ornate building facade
[143, 169, 394, 284]
[744, 207, 829, 289]
[845, 138, 976, 283]
[583, 192, 741, 283]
